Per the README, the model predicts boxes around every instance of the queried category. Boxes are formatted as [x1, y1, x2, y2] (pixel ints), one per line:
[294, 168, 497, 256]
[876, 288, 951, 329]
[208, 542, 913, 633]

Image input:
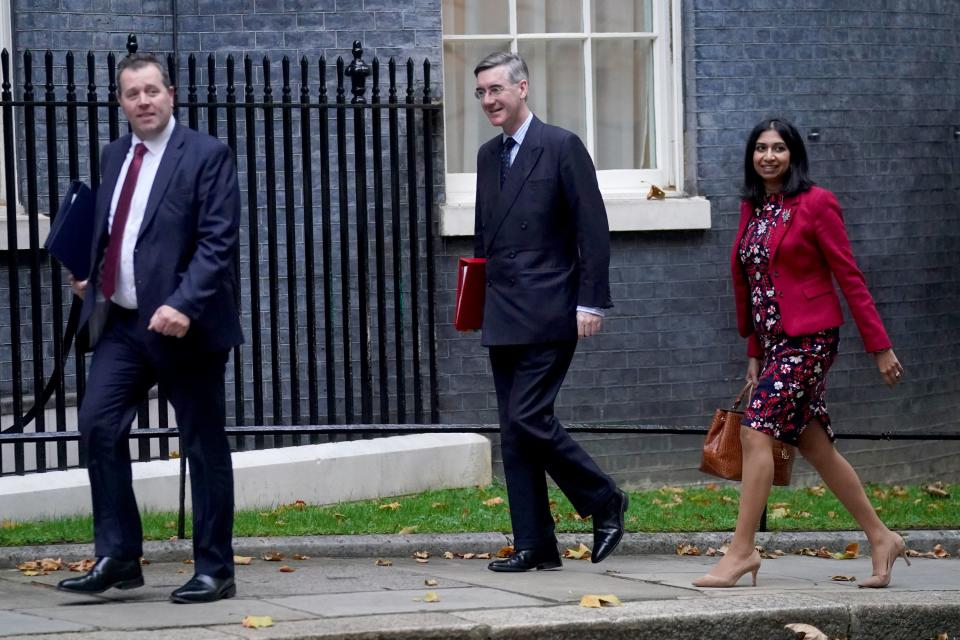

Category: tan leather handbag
[700, 383, 794, 486]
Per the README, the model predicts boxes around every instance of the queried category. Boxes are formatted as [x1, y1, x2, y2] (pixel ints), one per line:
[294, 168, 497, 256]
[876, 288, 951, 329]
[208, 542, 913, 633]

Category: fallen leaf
[483, 496, 505, 507]
[292, 553, 311, 560]
[164, 521, 177, 528]
[830, 575, 856, 582]
[495, 545, 514, 558]
[40, 558, 63, 571]
[168, 535, 179, 541]
[278, 565, 295, 573]
[827, 511, 837, 519]
[579, 593, 622, 608]
[68, 559, 96, 573]
[379, 501, 401, 510]
[139, 558, 151, 565]
[933, 544, 951, 559]
[796, 511, 812, 519]
[769, 507, 790, 520]
[422, 590, 440, 602]
[891, 485, 908, 497]
[261, 552, 284, 562]
[177, 568, 186, 573]
[842, 543, 860, 559]
[1, 519, 17, 529]
[431, 502, 446, 509]
[183, 559, 195, 564]
[925, 482, 950, 498]
[442, 551, 455, 560]
[21, 570, 45, 577]
[291, 500, 307, 510]
[705, 547, 718, 556]
[234, 555, 253, 565]
[424, 578, 438, 587]
[563, 543, 592, 560]
[646, 184, 666, 200]
[375, 558, 393, 566]
[676, 543, 700, 556]
[397, 525, 418, 535]
[807, 485, 826, 497]
[784, 623, 829, 639]
[333, 512, 347, 521]
[871, 487, 889, 500]
[241, 615, 273, 629]
[460, 552, 476, 560]
[475, 552, 491, 559]
[721, 495, 734, 503]
[415, 558, 430, 564]
[413, 551, 430, 560]
[704, 483, 719, 491]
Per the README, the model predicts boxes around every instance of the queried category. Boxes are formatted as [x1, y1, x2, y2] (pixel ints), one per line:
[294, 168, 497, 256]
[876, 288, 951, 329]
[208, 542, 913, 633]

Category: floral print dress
[738, 195, 840, 446]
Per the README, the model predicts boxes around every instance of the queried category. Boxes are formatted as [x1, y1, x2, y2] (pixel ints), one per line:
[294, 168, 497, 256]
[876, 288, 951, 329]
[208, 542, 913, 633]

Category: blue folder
[44, 181, 96, 280]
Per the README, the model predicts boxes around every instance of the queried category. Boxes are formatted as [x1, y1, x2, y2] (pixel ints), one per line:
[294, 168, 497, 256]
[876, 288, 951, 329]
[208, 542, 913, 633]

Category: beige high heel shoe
[858, 534, 911, 589]
[691, 550, 762, 588]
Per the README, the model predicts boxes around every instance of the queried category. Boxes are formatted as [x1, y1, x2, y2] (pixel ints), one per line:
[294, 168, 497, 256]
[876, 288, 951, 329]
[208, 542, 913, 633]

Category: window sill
[439, 193, 712, 236]
[0, 203, 50, 251]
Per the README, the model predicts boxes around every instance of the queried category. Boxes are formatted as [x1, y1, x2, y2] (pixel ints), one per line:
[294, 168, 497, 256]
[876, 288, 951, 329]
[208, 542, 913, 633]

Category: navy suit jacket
[79, 123, 243, 354]
[473, 117, 611, 346]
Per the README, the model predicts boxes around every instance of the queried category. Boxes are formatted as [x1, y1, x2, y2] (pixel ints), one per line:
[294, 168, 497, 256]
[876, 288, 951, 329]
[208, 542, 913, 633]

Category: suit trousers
[79, 305, 235, 578]
[489, 340, 615, 550]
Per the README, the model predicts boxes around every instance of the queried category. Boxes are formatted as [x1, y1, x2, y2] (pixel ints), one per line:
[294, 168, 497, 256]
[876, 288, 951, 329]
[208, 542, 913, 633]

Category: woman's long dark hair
[742, 118, 815, 207]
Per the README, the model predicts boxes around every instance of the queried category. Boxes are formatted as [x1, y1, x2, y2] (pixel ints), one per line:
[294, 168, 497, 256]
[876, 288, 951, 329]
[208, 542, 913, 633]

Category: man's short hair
[473, 51, 528, 83]
[117, 53, 173, 90]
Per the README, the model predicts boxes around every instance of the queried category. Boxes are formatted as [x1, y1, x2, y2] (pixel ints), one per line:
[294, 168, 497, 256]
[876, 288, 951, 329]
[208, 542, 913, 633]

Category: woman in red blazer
[694, 119, 906, 589]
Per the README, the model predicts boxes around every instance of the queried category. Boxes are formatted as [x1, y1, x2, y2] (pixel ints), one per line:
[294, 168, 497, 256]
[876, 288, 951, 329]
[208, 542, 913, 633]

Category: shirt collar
[133, 116, 176, 155]
[503, 111, 534, 147]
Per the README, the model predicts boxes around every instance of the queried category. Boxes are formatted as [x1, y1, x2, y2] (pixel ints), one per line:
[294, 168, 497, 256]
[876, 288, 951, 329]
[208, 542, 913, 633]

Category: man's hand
[148, 305, 191, 338]
[68, 274, 87, 300]
[577, 311, 602, 338]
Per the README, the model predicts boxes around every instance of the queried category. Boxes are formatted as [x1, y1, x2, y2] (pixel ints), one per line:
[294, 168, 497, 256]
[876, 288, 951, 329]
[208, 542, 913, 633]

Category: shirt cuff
[577, 306, 605, 317]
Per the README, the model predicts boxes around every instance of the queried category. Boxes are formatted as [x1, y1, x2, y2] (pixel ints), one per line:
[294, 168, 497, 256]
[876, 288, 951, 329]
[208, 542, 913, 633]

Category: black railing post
[107, 52, 119, 141]
[187, 53, 198, 130]
[371, 57, 390, 423]
[317, 56, 337, 425]
[65, 52, 86, 423]
[299, 56, 320, 431]
[226, 54, 245, 437]
[405, 59, 423, 423]
[335, 56, 354, 426]
[262, 56, 283, 433]
[422, 58, 439, 424]
[346, 41, 373, 424]
[387, 57, 406, 423]
[280, 56, 301, 433]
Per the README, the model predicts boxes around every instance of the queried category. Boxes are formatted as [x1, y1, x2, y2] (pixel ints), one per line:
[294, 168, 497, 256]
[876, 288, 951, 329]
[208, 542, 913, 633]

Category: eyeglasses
[474, 84, 514, 100]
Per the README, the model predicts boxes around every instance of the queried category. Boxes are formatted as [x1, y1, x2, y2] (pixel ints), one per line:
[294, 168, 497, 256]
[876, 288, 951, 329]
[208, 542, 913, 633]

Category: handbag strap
[730, 381, 755, 411]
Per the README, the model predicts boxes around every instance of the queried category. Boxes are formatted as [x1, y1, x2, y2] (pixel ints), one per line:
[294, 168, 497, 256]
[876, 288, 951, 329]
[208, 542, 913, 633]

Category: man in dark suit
[57, 53, 242, 603]
[472, 52, 628, 572]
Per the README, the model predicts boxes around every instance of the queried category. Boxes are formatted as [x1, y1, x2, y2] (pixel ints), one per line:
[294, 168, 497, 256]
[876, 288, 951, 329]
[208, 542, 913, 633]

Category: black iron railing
[0, 36, 441, 475]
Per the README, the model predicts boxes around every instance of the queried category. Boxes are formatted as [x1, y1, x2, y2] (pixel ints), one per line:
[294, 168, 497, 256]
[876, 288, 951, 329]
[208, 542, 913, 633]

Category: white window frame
[439, 0, 709, 235]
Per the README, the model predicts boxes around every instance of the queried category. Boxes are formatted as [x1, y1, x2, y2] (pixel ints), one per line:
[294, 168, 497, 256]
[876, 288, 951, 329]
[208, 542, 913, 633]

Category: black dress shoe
[56, 557, 144, 594]
[170, 574, 236, 604]
[591, 489, 629, 564]
[488, 547, 562, 572]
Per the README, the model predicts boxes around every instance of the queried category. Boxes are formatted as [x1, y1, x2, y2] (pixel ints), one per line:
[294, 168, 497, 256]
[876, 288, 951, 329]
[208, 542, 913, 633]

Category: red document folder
[454, 257, 486, 331]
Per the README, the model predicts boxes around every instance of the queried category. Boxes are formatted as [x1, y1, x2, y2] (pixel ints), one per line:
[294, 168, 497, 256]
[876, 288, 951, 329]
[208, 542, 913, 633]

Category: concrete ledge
[0, 433, 492, 521]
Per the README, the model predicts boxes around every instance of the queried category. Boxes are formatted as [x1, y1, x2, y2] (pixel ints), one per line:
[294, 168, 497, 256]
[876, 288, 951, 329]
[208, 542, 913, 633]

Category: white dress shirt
[106, 116, 177, 309]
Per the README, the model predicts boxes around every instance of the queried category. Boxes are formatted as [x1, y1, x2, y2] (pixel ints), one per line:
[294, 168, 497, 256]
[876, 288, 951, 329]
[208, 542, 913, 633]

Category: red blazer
[731, 186, 891, 358]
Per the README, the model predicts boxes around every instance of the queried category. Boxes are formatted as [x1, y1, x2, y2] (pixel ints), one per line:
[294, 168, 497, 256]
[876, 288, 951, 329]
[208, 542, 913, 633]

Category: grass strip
[1, 482, 956, 547]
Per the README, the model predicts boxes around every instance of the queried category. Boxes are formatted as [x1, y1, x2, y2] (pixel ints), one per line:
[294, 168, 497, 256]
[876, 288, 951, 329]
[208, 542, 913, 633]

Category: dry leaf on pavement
[830, 575, 856, 582]
[261, 552, 284, 562]
[292, 553, 311, 560]
[278, 565, 295, 573]
[785, 623, 829, 639]
[579, 594, 622, 608]
[413, 551, 430, 560]
[563, 543, 592, 560]
[422, 591, 440, 602]
[483, 496, 505, 507]
[68, 559, 96, 573]
[496, 546, 514, 558]
[424, 579, 438, 586]
[460, 552, 476, 560]
[475, 552, 491, 559]
[379, 501, 401, 510]
[375, 558, 393, 566]
[241, 615, 274, 629]
[234, 555, 253, 565]
[443, 551, 455, 560]
[676, 543, 700, 556]
[646, 184, 666, 200]
[183, 559, 195, 564]
[835, 543, 860, 559]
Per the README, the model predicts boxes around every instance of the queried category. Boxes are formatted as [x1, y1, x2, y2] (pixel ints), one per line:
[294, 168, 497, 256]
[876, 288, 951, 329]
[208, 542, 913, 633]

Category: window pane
[592, 0, 652, 32]
[517, 0, 582, 33]
[518, 40, 586, 141]
[443, 39, 513, 173]
[442, 0, 509, 35]
[592, 39, 656, 170]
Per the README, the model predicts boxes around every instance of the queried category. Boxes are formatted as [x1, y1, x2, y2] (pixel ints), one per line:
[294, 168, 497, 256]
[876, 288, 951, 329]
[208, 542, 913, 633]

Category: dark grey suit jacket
[473, 117, 612, 346]
[79, 124, 243, 354]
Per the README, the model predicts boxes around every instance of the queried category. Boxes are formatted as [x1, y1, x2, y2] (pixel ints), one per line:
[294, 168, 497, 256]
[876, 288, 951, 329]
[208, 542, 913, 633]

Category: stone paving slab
[0, 547, 957, 640]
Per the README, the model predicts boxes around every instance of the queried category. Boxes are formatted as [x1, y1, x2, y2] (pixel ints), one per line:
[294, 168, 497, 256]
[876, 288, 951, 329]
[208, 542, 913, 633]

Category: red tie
[101, 143, 148, 300]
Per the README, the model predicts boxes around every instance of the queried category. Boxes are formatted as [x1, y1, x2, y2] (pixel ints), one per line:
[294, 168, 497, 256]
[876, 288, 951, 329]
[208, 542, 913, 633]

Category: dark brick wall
[6, 1, 959, 485]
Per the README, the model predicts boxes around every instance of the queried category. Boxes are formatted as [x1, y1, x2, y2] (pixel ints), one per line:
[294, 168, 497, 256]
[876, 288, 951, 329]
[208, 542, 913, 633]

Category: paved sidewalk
[1, 533, 958, 640]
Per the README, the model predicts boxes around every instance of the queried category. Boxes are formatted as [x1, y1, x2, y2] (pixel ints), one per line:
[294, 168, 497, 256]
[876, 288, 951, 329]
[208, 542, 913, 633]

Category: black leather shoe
[488, 547, 562, 572]
[170, 574, 236, 604]
[56, 557, 144, 594]
[591, 489, 629, 564]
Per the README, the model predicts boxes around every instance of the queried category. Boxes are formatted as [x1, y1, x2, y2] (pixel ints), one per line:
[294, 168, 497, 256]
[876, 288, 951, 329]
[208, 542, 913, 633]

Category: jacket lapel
[484, 117, 544, 253]
[137, 124, 186, 241]
[768, 192, 800, 263]
[89, 136, 131, 285]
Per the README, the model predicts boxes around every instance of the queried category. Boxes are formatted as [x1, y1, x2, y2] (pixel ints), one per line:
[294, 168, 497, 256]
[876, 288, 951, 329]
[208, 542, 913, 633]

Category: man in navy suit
[57, 53, 242, 603]
[473, 52, 628, 572]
